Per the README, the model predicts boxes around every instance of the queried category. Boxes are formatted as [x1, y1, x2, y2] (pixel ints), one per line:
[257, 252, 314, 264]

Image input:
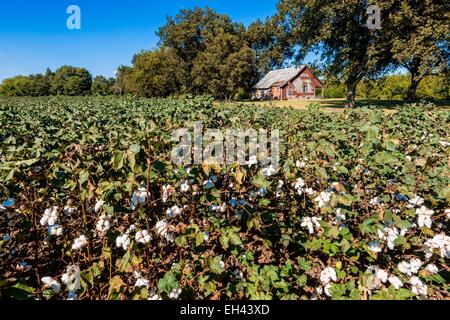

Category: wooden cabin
[253, 65, 324, 100]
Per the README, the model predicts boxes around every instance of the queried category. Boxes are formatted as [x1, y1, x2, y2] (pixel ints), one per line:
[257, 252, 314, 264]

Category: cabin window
[288, 87, 294, 95]
[303, 84, 308, 93]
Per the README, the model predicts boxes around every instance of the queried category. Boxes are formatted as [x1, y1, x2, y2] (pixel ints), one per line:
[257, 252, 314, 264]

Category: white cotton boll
[407, 195, 424, 209]
[155, 220, 174, 243]
[388, 276, 403, 289]
[425, 264, 439, 274]
[96, 215, 111, 234]
[445, 209, 450, 219]
[424, 233, 450, 259]
[180, 181, 191, 193]
[135, 277, 149, 288]
[48, 224, 63, 237]
[369, 197, 380, 206]
[314, 191, 332, 208]
[131, 188, 148, 210]
[375, 269, 388, 283]
[71, 235, 88, 250]
[409, 258, 423, 274]
[320, 267, 337, 284]
[301, 217, 314, 234]
[368, 241, 382, 253]
[148, 292, 162, 300]
[63, 206, 76, 216]
[169, 288, 182, 299]
[116, 234, 131, 250]
[203, 231, 210, 242]
[135, 230, 152, 244]
[410, 276, 428, 296]
[305, 188, 315, 196]
[155, 220, 169, 236]
[295, 160, 306, 169]
[261, 164, 277, 177]
[405, 155, 412, 162]
[41, 276, 61, 293]
[219, 260, 225, 269]
[335, 208, 346, 224]
[247, 155, 258, 166]
[324, 283, 333, 297]
[166, 205, 182, 218]
[416, 206, 434, 228]
[94, 199, 104, 213]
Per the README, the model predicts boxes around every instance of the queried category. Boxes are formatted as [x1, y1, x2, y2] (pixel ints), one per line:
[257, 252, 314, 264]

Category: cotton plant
[40, 207, 59, 226]
[334, 208, 346, 224]
[155, 219, 174, 243]
[116, 234, 131, 251]
[407, 195, 424, 209]
[41, 276, 61, 293]
[180, 180, 191, 193]
[410, 276, 428, 297]
[169, 288, 182, 299]
[133, 271, 149, 289]
[161, 184, 174, 203]
[135, 230, 152, 244]
[166, 205, 182, 218]
[423, 233, 450, 259]
[261, 164, 277, 177]
[131, 188, 149, 210]
[301, 216, 322, 234]
[71, 235, 88, 250]
[96, 214, 112, 234]
[415, 206, 434, 228]
[388, 276, 403, 289]
[314, 191, 332, 208]
[319, 267, 337, 297]
[397, 258, 423, 276]
[94, 199, 104, 213]
[292, 178, 305, 195]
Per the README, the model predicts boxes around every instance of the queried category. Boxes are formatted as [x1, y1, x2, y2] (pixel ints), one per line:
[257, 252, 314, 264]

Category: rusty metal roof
[254, 66, 306, 89]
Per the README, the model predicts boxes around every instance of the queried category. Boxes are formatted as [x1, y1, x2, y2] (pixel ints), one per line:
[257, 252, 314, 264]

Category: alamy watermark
[171, 122, 280, 169]
[367, 4, 382, 30]
[66, 5, 81, 30]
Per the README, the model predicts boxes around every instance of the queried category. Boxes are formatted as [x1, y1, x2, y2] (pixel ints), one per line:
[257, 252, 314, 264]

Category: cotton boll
[135, 277, 149, 288]
[166, 205, 182, 218]
[320, 267, 337, 284]
[135, 230, 152, 244]
[314, 191, 332, 208]
[416, 206, 433, 228]
[94, 199, 104, 213]
[131, 188, 148, 210]
[368, 241, 382, 253]
[96, 215, 112, 234]
[425, 264, 439, 275]
[116, 234, 131, 250]
[410, 276, 428, 296]
[261, 164, 277, 177]
[48, 224, 63, 237]
[71, 235, 88, 250]
[169, 288, 182, 299]
[41, 276, 61, 293]
[388, 276, 403, 289]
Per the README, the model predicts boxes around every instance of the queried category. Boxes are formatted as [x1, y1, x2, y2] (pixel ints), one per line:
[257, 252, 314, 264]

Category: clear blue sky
[0, 0, 293, 81]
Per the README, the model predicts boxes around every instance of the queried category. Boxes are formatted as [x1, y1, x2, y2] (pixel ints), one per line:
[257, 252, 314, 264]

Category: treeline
[1, 3, 449, 106]
[324, 74, 449, 100]
[0, 66, 116, 97]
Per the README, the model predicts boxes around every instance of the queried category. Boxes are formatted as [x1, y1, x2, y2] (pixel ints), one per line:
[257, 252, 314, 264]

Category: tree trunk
[346, 80, 357, 108]
[407, 76, 420, 102]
